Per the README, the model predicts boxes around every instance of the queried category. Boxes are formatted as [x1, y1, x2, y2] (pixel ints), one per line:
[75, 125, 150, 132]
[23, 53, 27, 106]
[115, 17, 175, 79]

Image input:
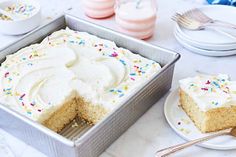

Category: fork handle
[203, 20, 236, 29]
[212, 20, 236, 29]
[155, 131, 229, 157]
[213, 28, 236, 41]
[204, 27, 236, 41]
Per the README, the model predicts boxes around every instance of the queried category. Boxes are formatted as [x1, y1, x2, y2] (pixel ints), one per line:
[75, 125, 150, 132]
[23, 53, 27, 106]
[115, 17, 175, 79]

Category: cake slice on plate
[179, 74, 236, 133]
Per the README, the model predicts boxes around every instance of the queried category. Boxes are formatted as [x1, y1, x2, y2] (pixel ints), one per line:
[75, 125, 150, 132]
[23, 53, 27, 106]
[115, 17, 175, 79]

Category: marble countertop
[0, 0, 236, 157]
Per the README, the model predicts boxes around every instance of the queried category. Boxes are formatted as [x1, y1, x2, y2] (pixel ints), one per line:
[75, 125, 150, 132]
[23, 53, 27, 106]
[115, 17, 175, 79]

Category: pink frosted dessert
[83, 0, 115, 19]
[115, 0, 157, 39]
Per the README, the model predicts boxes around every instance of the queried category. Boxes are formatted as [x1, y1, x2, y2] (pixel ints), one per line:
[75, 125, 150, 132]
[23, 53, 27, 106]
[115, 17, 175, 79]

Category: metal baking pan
[0, 14, 180, 157]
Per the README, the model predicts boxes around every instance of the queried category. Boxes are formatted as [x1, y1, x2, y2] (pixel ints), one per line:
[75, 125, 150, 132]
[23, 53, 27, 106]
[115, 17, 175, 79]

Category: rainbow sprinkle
[19, 93, 26, 100]
[4, 72, 9, 78]
[119, 59, 126, 65]
[201, 88, 208, 91]
[109, 88, 125, 97]
[3, 88, 12, 96]
[78, 40, 85, 45]
[211, 101, 219, 106]
[212, 81, 220, 88]
[198, 77, 230, 94]
[27, 63, 33, 66]
[187, 75, 235, 107]
[110, 52, 118, 57]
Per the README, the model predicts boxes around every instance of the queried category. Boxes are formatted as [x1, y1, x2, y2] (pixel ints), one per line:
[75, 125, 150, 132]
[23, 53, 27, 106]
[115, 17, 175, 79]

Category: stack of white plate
[174, 5, 236, 57]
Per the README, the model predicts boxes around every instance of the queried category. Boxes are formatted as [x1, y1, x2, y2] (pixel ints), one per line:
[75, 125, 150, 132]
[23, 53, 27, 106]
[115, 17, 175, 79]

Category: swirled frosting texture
[180, 74, 236, 112]
[0, 28, 161, 122]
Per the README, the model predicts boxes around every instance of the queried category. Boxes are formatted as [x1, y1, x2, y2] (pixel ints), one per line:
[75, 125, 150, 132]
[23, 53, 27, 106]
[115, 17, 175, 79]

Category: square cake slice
[179, 74, 236, 133]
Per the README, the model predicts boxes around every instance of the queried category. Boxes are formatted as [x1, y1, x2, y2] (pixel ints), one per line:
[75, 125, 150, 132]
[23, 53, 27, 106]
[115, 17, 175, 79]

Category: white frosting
[0, 28, 161, 122]
[179, 74, 236, 112]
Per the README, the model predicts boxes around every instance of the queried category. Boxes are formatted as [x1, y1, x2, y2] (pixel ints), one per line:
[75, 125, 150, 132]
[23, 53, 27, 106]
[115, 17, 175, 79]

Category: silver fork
[183, 8, 236, 29]
[155, 127, 236, 157]
[172, 13, 236, 40]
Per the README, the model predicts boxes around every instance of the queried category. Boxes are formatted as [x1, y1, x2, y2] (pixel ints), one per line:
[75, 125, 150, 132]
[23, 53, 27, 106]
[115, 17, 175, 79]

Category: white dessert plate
[164, 88, 236, 150]
[175, 5, 236, 48]
[174, 31, 236, 57]
[175, 28, 236, 51]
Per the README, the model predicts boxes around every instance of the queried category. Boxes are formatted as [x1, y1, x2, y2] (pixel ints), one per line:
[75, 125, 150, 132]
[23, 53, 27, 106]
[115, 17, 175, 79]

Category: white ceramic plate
[164, 88, 236, 150]
[175, 5, 236, 48]
[174, 30, 236, 57]
[175, 27, 236, 51]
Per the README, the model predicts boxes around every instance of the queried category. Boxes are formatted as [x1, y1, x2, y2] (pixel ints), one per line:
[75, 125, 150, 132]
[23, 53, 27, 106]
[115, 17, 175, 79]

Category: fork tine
[193, 9, 206, 19]
[183, 8, 202, 22]
[172, 13, 196, 28]
[171, 14, 182, 23]
[174, 13, 203, 30]
[192, 8, 212, 22]
[172, 15, 191, 27]
[172, 16, 186, 26]
[171, 14, 179, 21]
[183, 8, 194, 16]
[172, 13, 183, 22]
[171, 16, 178, 22]
[178, 20, 190, 28]
[194, 8, 205, 15]
[191, 10, 203, 21]
[181, 8, 211, 23]
[176, 14, 192, 24]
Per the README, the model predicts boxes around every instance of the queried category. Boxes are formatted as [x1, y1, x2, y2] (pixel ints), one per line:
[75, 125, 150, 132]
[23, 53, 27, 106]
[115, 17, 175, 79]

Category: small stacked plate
[174, 5, 236, 57]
